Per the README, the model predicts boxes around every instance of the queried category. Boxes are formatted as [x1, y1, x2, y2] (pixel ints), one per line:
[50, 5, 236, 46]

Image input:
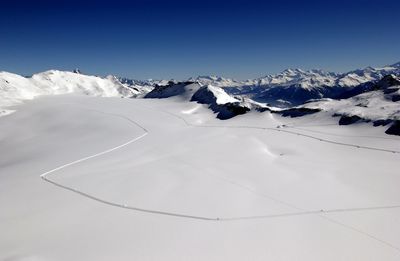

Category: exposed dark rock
[385, 120, 400, 136]
[375, 75, 400, 89]
[335, 81, 375, 99]
[144, 81, 195, 98]
[215, 103, 250, 120]
[391, 94, 400, 102]
[338, 115, 363, 125]
[279, 108, 321, 117]
[383, 87, 399, 94]
[373, 119, 393, 126]
[191, 86, 216, 104]
[256, 107, 273, 113]
[332, 113, 341, 118]
[355, 103, 368, 108]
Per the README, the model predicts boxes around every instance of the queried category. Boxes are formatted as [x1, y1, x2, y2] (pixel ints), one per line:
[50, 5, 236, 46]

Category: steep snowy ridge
[199, 84, 239, 105]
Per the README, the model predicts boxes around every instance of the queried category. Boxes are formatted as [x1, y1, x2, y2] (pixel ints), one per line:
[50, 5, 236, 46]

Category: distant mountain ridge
[192, 62, 400, 107]
[190, 62, 400, 89]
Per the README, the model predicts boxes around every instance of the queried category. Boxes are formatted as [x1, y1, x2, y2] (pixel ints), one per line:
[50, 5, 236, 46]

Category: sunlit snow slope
[1, 95, 400, 261]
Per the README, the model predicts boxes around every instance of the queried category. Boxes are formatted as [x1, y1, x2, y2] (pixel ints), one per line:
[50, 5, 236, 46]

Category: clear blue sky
[1, 0, 399, 80]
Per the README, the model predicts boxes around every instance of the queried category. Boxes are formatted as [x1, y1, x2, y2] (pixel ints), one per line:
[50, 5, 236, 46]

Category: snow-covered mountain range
[191, 62, 400, 89]
[0, 70, 154, 115]
[1, 62, 399, 134]
[211, 62, 400, 106]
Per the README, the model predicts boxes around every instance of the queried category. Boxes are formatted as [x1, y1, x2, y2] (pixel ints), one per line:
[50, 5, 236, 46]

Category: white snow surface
[1, 94, 400, 260]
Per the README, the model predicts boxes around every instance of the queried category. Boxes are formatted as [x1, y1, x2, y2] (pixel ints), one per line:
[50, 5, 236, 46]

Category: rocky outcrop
[191, 85, 250, 120]
[385, 120, 400, 136]
[279, 108, 321, 118]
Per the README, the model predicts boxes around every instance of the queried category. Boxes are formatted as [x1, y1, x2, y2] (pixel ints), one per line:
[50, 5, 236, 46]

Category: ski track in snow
[38, 102, 400, 252]
[40, 103, 400, 218]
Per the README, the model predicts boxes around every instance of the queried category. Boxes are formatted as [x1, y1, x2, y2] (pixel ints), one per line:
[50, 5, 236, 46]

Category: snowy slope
[30, 70, 134, 97]
[0, 71, 45, 115]
[304, 90, 399, 122]
[0, 70, 136, 115]
[1, 63, 400, 260]
[1, 95, 400, 261]
[300, 75, 400, 134]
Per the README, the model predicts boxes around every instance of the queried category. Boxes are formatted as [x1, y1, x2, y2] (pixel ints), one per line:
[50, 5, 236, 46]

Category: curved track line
[39, 108, 221, 221]
[40, 105, 400, 222]
[38, 103, 400, 253]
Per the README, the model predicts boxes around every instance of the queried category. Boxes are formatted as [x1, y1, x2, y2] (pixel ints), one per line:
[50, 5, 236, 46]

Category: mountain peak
[282, 68, 304, 74]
